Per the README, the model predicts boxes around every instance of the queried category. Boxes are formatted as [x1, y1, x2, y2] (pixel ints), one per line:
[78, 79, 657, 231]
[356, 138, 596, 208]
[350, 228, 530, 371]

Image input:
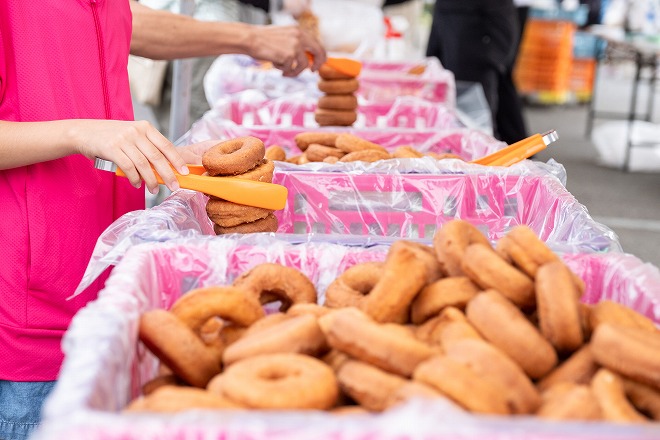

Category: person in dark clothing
[426, 0, 528, 144]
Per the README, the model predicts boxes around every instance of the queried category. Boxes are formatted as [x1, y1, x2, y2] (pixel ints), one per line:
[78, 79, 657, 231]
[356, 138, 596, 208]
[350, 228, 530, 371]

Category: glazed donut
[202, 136, 265, 176]
[589, 300, 657, 334]
[623, 378, 660, 420]
[220, 353, 339, 410]
[287, 303, 330, 318]
[416, 306, 483, 349]
[233, 262, 317, 312]
[304, 143, 346, 162]
[591, 368, 648, 422]
[318, 78, 360, 95]
[445, 339, 542, 414]
[323, 156, 339, 164]
[206, 199, 272, 228]
[361, 240, 432, 323]
[213, 213, 279, 235]
[393, 146, 424, 159]
[410, 277, 480, 325]
[426, 152, 465, 161]
[318, 308, 436, 377]
[125, 385, 240, 412]
[461, 244, 535, 309]
[537, 345, 599, 392]
[413, 355, 511, 415]
[315, 108, 357, 127]
[265, 145, 286, 162]
[336, 359, 407, 412]
[590, 323, 660, 389]
[319, 64, 356, 80]
[222, 314, 327, 365]
[234, 159, 274, 182]
[335, 134, 388, 154]
[465, 290, 557, 379]
[536, 261, 584, 353]
[318, 94, 359, 111]
[536, 383, 602, 421]
[138, 309, 223, 388]
[294, 132, 340, 151]
[339, 150, 391, 163]
[433, 219, 492, 277]
[324, 262, 384, 309]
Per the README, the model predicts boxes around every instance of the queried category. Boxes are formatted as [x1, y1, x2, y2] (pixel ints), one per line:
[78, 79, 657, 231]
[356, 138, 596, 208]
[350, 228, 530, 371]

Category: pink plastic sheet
[36, 235, 660, 440]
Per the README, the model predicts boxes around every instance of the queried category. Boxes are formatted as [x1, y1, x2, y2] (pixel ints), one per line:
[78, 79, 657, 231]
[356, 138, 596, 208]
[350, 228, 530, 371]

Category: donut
[286, 154, 302, 164]
[339, 150, 391, 163]
[322, 349, 350, 372]
[294, 132, 340, 150]
[213, 213, 278, 235]
[413, 355, 511, 415]
[330, 406, 371, 415]
[220, 353, 339, 410]
[397, 240, 445, 283]
[304, 143, 345, 162]
[242, 312, 290, 338]
[222, 314, 327, 365]
[315, 108, 357, 127]
[198, 316, 229, 356]
[265, 145, 286, 161]
[536, 345, 599, 392]
[433, 219, 492, 277]
[138, 310, 223, 388]
[318, 64, 356, 80]
[416, 306, 483, 349]
[393, 146, 424, 159]
[335, 134, 388, 154]
[461, 244, 535, 309]
[589, 300, 658, 333]
[318, 308, 436, 377]
[536, 383, 602, 421]
[445, 339, 542, 414]
[591, 368, 648, 423]
[465, 290, 557, 379]
[426, 152, 465, 161]
[202, 136, 265, 176]
[536, 261, 584, 353]
[141, 374, 180, 396]
[323, 156, 339, 164]
[623, 378, 660, 420]
[318, 94, 359, 111]
[324, 262, 384, 309]
[335, 359, 407, 412]
[125, 385, 240, 412]
[298, 153, 311, 164]
[286, 303, 330, 318]
[590, 323, 660, 389]
[233, 263, 317, 312]
[384, 381, 452, 411]
[318, 78, 359, 94]
[206, 199, 272, 227]
[236, 159, 275, 182]
[411, 277, 480, 325]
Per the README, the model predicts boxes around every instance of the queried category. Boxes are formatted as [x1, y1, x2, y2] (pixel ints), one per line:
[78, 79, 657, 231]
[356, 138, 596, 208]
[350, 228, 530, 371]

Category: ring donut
[411, 277, 480, 325]
[623, 378, 660, 420]
[335, 134, 388, 154]
[206, 199, 272, 227]
[384, 381, 450, 411]
[219, 353, 339, 410]
[213, 213, 278, 235]
[415, 306, 483, 349]
[233, 263, 317, 311]
[125, 385, 240, 412]
[591, 368, 648, 422]
[588, 300, 658, 334]
[339, 150, 391, 163]
[304, 143, 346, 162]
[294, 132, 340, 151]
[426, 152, 465, 161]
[433, 219, 492, 277]
[234, 159, 274, 182]
[318, 78, 359, 95]
[393, 146, 424, 159]
[536, 383, 602, 421]
[318, 94, 359, 111]
[202, 136, 265, 176]
[287, 303, 331, 318]
[335, 359, 407, 412]
[265, 145, 286, 161]
[318, 64, 356, 80]
[315, 108, 357, 127]
[324, 262, 384, 309]
[537, 345, 599, 392]
[323, 156, 339, 164]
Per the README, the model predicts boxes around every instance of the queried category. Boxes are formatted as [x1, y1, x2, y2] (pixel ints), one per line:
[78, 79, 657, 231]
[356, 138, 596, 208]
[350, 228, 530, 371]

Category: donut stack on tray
[315, 65, 360, 127]
[128, 219, 660, 423]
[201, 136, 278, 235]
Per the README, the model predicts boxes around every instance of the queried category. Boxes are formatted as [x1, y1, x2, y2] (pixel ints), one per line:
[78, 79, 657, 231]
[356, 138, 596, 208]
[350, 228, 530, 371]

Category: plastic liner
[36, 235, 660, 440]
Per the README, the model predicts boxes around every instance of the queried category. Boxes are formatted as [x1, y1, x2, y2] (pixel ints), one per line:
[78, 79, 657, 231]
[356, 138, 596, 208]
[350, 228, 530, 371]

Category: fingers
[113, 150, 142, 190]
[135, 136, 181, 193]
[121, 143, 161, 194]
[145, 125, 189, 176]
[302, 30, 326, 71]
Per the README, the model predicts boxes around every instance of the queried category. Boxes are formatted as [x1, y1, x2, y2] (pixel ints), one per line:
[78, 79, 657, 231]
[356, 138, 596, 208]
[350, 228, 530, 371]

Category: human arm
[0, 120, 188, 194]
[129, 1, 325, 75]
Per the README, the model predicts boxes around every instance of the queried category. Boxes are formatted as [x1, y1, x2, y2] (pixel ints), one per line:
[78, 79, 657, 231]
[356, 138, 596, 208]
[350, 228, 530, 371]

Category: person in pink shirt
[0, 2, 325, 439]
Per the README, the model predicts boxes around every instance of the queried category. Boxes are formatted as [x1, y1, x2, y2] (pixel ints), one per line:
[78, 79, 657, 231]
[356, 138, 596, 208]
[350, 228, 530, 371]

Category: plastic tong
[470, 130, 559, 167]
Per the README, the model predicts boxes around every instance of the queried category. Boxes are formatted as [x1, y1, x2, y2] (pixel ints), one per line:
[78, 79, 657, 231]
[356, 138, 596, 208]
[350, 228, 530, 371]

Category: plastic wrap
[74, 159, 620, 296]
[36, 235, 660, 440]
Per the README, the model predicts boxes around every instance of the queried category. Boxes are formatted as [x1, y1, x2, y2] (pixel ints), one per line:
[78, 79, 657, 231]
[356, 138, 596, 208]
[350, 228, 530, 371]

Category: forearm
[130, 2, 254, 60]
[0, 121, 79, 170]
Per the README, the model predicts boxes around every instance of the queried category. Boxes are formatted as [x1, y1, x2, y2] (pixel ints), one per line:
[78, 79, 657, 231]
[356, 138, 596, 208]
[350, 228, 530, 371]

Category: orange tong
[307, 52, 362, 77]
[94, 159, 288, 211]
[470, 130, 559, 167]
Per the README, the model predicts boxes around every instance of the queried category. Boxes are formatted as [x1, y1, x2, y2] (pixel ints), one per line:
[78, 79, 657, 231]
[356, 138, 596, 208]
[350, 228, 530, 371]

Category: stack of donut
[201, 136, 278, 235]
[127, 220, 660, 424]
[315, 66, 360, 127]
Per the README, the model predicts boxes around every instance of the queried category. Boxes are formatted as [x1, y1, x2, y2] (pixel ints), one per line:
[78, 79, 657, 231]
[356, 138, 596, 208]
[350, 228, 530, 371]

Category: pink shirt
[0, 0, 144, 381]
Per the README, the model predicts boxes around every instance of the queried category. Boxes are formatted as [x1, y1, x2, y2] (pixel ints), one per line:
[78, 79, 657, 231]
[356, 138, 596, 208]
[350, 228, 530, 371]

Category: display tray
[36, 235, 660, 440]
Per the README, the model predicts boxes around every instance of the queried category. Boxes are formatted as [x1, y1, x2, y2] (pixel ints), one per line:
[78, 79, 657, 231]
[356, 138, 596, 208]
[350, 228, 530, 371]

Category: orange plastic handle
[116, 166, 288, 211]
[306, 52, 362, 77]
[470, 133, 547, 167]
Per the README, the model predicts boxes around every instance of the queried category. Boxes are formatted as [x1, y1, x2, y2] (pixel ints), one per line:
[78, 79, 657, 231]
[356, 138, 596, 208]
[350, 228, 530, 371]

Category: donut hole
[258, 365, 298, 382]
[259, 290, 292, 312]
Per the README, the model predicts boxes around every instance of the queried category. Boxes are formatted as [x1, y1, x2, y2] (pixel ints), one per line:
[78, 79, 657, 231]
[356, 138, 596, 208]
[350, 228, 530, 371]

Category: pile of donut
[268, 132, 464, 165]
[127, 219, 660, 423]
[201, 136, 279, 235]
[315, 65, 360, 127]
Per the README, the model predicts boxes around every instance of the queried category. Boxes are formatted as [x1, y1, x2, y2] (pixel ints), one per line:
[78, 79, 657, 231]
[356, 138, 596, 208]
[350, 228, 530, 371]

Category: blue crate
[573, 31, 607, 59]
[530, 5, 589, 26]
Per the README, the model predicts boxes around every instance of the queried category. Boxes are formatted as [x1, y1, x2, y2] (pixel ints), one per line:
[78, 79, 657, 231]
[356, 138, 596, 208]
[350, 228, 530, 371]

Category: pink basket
[36, 236, 660, 440]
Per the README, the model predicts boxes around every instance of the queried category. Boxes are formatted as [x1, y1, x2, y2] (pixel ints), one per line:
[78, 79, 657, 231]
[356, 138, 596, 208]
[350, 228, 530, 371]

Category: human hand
[72, 120, 188, 194]
[283, 0, 311, 18]
[248, 25, 326, 76]
[177, 139, 221, 165]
